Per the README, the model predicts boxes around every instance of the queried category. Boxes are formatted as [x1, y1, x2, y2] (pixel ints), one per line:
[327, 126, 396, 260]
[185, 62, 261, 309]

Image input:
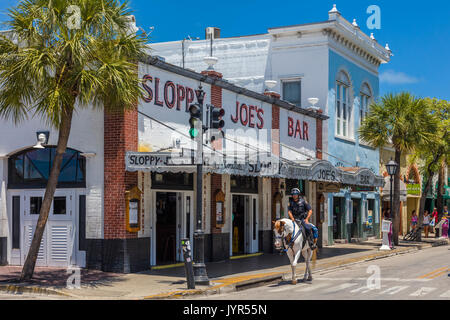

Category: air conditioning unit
[205, 27, 220, 40]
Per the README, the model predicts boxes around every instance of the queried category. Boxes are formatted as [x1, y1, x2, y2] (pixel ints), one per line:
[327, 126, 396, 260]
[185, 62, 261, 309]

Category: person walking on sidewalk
[423, 210, 430, 238]
[288, 188, 318, 250]
[410, 210, 418, 231]
[431, 208, 439, 234]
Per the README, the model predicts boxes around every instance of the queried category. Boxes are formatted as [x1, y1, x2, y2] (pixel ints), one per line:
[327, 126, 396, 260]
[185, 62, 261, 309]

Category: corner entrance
[231, 194, 258, 256]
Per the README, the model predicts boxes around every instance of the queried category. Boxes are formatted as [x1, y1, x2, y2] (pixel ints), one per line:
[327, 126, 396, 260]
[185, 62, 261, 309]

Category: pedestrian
[423, 210, 430, 238]
[442, 206, 449, 239]
[410, 210, 418, 231]
[431, 207, 439, 233]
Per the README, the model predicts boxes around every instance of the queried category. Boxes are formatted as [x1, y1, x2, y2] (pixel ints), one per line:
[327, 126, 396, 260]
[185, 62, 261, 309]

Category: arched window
[336, 71, 352, 138]
[359, 82, 372, 126]
[8, 147, 86, 189]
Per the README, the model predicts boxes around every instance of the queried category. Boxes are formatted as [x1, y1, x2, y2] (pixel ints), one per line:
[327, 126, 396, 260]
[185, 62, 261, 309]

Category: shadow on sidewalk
[144, 246, 372, 279]
[0, 266, 125, 289]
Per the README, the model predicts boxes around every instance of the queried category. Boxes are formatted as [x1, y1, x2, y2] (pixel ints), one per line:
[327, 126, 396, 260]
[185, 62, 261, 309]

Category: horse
[273, 218, 316, 285]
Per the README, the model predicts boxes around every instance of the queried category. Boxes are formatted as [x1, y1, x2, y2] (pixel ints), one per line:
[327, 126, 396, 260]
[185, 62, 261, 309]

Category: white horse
[273, 218, 315, 285]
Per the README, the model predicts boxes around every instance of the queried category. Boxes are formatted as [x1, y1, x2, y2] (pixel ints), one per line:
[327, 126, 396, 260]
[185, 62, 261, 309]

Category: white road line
[350, 286, 369, 293]
[323, 282, 358, 293]
[440, 290, 450, 298]
[295, 282, 332, 292]
[409, 287, 436, 297]
[379, 286, 410, 295]
[315, 277, 430, 282]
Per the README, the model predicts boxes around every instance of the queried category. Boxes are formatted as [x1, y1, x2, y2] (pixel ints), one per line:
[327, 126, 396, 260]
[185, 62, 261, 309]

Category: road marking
[427, 269, 449, 280]
[315, 277, 430, 282]
[418, 267, 448, 279]
[322, 283, 358, 293]
[379, 286, 410, 295]
[295, 282, 331, 292]
[409, 287, 436, 297]
[440, 290, 450, 298]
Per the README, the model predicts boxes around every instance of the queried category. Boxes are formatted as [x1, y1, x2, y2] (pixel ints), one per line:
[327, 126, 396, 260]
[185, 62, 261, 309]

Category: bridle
[274, 220, 301, 253]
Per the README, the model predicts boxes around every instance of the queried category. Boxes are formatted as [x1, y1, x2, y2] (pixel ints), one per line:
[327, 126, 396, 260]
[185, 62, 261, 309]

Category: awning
[381, 176, 407, 202]
[125, 151, 385, 188]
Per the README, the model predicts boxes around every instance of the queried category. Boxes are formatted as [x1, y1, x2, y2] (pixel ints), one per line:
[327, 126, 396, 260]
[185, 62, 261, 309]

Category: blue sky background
[0, 0, 448, 100]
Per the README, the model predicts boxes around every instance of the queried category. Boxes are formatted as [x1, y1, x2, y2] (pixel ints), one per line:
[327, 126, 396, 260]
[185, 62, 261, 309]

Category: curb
[0, 284, 75, 297]
[144, 240, 449, 300]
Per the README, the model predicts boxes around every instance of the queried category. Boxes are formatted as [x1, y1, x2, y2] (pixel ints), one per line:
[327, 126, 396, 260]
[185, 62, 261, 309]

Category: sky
[0, 0, 449, 100]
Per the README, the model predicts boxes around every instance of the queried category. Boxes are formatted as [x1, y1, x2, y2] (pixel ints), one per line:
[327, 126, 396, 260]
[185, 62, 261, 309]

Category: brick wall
[210, 173, 222, 234]
[316, 115, 323, 160]
[104, 106, 138, 239]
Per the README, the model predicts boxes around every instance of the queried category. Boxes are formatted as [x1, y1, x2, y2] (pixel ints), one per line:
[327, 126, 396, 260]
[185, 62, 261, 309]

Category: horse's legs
[287, 250, 297, 285]
[301, 249, 309, 281]
[292, 246, 302, 284]
[306, 248, 313, 281]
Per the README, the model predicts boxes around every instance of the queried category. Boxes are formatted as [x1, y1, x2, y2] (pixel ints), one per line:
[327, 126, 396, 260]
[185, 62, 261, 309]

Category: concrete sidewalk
[0, 237, 447, 299]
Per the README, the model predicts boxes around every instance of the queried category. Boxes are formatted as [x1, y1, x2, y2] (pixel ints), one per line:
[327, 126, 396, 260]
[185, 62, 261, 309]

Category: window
[8, 147, 86, 189]
[282, 80, 301, 107]
[230, 176, 258, 194]
[360, 83, 372, 126]
[151, 172, 193, 190]
[336, 71, 352, 138]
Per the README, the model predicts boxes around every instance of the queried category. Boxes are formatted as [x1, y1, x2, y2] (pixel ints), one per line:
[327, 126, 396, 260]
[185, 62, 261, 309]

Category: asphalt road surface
[194, 246, 450, 300]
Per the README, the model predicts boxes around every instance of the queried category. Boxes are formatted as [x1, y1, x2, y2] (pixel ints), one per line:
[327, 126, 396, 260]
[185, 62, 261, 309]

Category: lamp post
[192, 85, 210, 285]
[380, 159, 398, 250]
[386, 159, 399, 219]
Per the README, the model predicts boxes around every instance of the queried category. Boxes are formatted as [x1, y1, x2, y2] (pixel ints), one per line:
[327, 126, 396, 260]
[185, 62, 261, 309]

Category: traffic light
[209, 107, 225, 143]
[189, 103, 201, 138]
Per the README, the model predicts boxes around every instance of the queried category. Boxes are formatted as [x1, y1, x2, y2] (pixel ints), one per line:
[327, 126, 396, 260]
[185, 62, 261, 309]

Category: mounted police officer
[288, 188, 318, 250]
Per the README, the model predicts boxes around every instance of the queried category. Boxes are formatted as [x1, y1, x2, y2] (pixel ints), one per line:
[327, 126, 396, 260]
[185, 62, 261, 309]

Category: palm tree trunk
[392, 149, 402, 246]
[418, 171, 434, 242]
[436, 160, 445, 218]
[20, 106, 74, 281]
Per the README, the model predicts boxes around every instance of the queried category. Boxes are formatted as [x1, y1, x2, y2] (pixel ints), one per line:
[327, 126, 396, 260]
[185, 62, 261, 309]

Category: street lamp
[192, 85, 210, 286]
[386, 159, 399, 219]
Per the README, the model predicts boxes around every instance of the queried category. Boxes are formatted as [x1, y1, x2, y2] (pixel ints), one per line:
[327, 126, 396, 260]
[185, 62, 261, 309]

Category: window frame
[359, 83, 372, 126]
[335, 75, 352, 139]
[7, 147, 86, 189]
[281, 78, 302, 107]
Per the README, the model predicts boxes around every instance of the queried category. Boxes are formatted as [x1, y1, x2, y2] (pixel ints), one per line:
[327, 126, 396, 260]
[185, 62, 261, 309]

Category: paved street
[193, 246, 450, 300]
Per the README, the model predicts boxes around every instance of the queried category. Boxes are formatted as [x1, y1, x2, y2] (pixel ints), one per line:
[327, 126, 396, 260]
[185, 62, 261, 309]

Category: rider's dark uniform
[288, 197, 314, 246]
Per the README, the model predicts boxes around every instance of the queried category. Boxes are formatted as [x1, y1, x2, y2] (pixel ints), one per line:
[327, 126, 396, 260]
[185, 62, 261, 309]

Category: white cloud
[379, 70, 419, 85]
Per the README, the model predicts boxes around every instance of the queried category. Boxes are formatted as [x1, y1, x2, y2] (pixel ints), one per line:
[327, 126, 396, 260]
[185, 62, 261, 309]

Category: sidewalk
[0, 237, 447, 299]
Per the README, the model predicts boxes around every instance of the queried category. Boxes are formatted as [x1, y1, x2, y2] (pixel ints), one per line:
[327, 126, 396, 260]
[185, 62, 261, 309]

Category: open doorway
[232, 195, 246, 255]
[155, 192, 177, 265]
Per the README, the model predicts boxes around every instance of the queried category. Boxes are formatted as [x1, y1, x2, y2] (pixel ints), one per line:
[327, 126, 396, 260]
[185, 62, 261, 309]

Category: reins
[282, 220, 301, 253]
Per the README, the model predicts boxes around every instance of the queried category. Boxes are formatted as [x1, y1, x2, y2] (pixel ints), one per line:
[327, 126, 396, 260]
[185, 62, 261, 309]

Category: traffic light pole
[193, 86, 210, 286]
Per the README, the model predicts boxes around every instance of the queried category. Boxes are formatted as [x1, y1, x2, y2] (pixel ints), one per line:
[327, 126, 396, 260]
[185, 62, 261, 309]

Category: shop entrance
[152, 191, 194, 266]
[8, 189, 78, 267]
[332, 197, 345, 240]
[231, 194, 258, 256]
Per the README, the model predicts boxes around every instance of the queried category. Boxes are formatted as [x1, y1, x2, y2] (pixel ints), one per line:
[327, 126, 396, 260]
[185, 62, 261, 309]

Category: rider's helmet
[291, 188, 301, 196]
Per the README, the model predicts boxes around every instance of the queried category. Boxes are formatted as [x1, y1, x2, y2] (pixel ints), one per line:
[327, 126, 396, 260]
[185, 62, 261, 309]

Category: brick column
[316, 110, 323, 160]
[104, 107, 138, 240]
[100, 105, 150, 273]
[202, 70, 229, 261]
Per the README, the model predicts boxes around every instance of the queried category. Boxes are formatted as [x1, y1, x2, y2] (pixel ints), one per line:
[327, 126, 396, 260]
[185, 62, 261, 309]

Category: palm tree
[0, 0, 148, 281]
[359, 93, 436, 245]
[412, 98, 449, 240]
